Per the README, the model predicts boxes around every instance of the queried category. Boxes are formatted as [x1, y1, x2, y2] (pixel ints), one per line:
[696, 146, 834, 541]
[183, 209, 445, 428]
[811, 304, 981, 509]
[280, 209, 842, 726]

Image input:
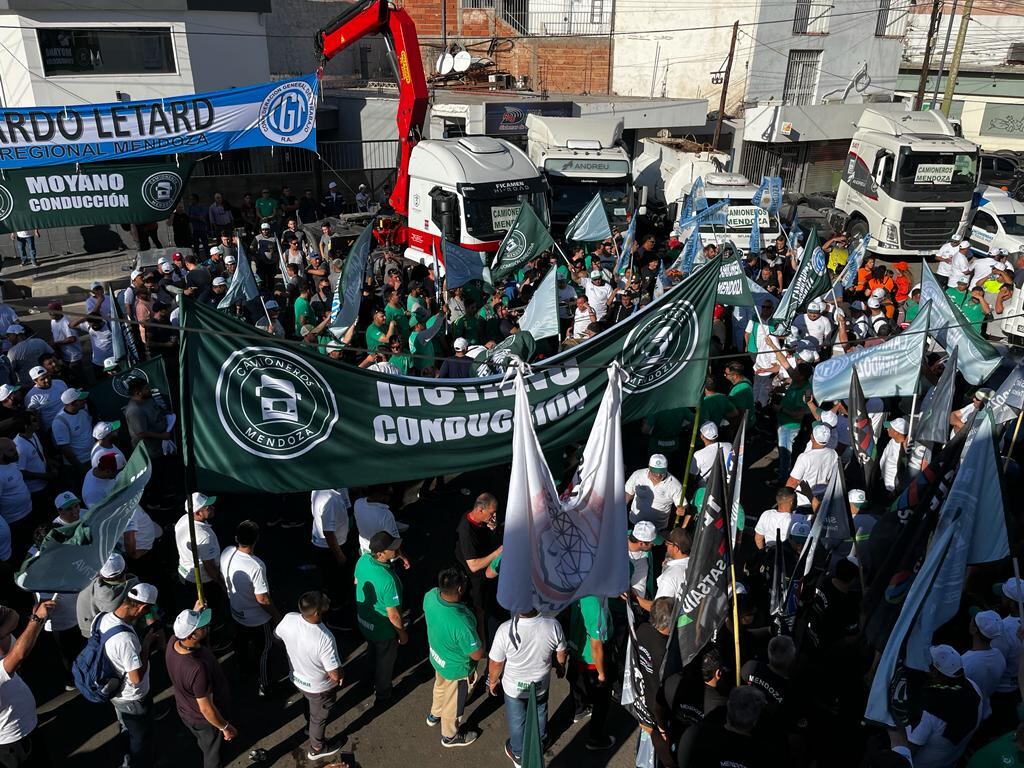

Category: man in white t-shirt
[82, 451, 123, 509]
[91, 421, 125, 467]
[98, 582, 161, 768]
[275, 591, 343, 761]
[754, 487, 800, 549]
[583, 271, 613, 321]
[879, 417, 909, 494]
[787, 423, 839, 507]
[689, 422, 734, 489]
[654, 528, 692, 602]
[48, 301, 83, 384]
[962, 610, 1006, 721]
[353, 489, 407, 554]
[311, 488, 352, 629]
[174, 493, 225, 622]
[949, 241, 973, 288]
[52, 388, 93, 470]
[794, 301, 833, 349]
[934, 236, 960, 287]
[0, 599, 55, 761]
[906, 645, 983, 768]
[625, 454, 684, 531]
[568, 295, 598, 341]
[951, 388, 993, 436]
[24, 365, 68, 431]
[0, 438, 32, 557]
[488, 609, 567, 763]
[221, 520, 280, 697]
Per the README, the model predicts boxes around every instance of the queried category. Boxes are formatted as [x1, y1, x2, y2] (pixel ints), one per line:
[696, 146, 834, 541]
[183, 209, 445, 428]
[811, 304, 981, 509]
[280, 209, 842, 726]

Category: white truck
[835, 107, 980, 258]
[525, 114, 632, 235]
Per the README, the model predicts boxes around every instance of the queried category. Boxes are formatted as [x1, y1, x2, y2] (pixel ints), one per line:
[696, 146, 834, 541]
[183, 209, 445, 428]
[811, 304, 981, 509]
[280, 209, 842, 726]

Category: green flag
[716, 250, 754, 307]
[769, 227, 832, 331]
[16, 445, 151, 593]
[330, 225, 372, 335]
[180, 258, 722, 493]
[565, 192, 612, 243]
[88, 357, 172, 423]
[491, 203, 555, 282]
[521, 683, 545, 768]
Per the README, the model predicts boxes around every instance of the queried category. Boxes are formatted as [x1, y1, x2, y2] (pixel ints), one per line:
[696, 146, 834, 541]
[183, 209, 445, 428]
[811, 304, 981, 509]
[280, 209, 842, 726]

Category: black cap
[369, 531, 402, 554]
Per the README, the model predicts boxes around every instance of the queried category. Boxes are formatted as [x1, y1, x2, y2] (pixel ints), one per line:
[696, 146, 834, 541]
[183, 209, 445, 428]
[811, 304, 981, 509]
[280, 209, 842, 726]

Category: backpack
[72, 613, 133, 703]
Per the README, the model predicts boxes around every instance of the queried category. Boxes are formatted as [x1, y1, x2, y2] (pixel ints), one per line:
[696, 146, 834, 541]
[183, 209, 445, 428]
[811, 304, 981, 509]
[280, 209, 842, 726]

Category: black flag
[914, 348, 958, 445]
[848, 367, 878, 493]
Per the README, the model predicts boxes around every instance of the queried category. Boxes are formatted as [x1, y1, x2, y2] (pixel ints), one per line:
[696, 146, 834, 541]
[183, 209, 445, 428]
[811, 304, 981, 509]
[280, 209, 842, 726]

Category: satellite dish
[453, 51, 472, 73]
[439, 53, 455, 75]
[434, 54, 446, 73]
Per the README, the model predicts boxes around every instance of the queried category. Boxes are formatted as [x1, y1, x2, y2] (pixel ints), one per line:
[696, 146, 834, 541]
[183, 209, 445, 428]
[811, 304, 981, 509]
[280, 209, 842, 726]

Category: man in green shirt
[691, 375, 739, 432]
[903, 286, 922, 324]
[354, 532, 407, 704]
[423, 568, 484, 747]
[254, 187, 279, 226]
[945, 275, 971, 308]
[961, 287, 988, 332]
[774, 363, 812, 483]
[724, 361, 755, 428]
[294, 284, 312, 331]
[567, 595, 615, 751]
[365, 309, 395, 353]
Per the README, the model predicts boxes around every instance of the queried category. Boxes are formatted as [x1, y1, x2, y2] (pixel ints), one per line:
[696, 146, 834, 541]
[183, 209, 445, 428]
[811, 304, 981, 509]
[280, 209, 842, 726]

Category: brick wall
[400, 0, 610, 94]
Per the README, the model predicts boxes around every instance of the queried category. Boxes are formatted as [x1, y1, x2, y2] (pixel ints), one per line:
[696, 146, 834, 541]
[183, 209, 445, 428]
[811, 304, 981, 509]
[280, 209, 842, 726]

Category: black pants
[568, 662, 611, 741]
[51, 627, 85, 685]
[370, 637, 398, 699]
[314, 546, 351, 609]
[233, 621, 273, 692]
[0, 735, 46, 768]
[185, 721, 223, 768]
[303, 689, 335, 751]
[112, 696, 153, 768]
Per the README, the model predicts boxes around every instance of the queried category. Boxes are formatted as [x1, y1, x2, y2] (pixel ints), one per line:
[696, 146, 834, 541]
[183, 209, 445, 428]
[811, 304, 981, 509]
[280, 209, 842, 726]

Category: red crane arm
[316, 0, 429, 218]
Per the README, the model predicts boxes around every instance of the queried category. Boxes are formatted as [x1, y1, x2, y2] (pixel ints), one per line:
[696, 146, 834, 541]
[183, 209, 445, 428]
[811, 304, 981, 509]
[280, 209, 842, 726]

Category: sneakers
[572, 707, 592, 723]
[307, 743, 341, 761]
[425, 714, 440, 727]
[585, 734, 616, 751]
[504, 741, 521, 765]
[441, 729, 479, 748]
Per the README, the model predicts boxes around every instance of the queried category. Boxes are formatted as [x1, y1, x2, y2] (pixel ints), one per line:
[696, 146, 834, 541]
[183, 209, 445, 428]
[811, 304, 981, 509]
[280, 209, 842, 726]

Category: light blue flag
[749, 207, 762, 254]
[677, 199, 730, 243]
[748, 277, 779, 312]
[865, 517, 959, 727]
[443, 240, 494, 291]
[753, 176, 783, 215]
[616, 214, 637, 274]
[811, 304, 930, 402]
[787, 208, 801, 251]
[330, 225, 372, 336]
[565, 193, 612, 243]
[841, 235, 869, 289]
[691, 177, 708, 211]
[679, 232, 703, 276]
[990, 364, 1024, 424]
[218, 239, 259, 310]
[519, 267, 559, 341]
[920, 264, 1000, 385]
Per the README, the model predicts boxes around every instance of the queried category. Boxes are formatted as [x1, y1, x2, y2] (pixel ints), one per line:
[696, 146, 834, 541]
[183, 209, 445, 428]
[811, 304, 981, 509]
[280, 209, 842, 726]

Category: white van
[965, 186, 1024, 256]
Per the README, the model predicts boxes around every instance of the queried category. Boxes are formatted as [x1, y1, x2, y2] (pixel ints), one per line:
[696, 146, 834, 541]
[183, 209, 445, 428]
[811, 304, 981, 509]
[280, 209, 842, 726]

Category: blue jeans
[777, 423, 801, 481]
[505, 689, 548, 759]
[112, 696, 153, 768]
[14, 237, 36, 265]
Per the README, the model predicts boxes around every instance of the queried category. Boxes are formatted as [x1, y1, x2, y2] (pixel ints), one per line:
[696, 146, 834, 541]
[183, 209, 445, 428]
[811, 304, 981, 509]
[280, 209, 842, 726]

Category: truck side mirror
[429, 187, 461, 243]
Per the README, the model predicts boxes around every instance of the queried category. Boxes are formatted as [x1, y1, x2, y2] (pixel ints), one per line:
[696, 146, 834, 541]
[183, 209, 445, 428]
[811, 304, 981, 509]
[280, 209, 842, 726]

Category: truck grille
[899, 207, 963, 250]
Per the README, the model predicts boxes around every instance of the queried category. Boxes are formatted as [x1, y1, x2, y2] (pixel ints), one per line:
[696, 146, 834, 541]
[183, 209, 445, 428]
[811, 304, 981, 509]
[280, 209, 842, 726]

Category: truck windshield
[896, 151, 977, 187]
[463, 192, 548, 241]
[550, 180, 630, 224]
[999, 213, 1024, 236]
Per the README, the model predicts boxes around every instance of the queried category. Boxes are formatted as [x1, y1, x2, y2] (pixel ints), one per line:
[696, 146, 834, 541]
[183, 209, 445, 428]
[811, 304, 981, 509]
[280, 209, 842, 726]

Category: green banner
[491, 203, 555, 282]
[716, 251, 754, 307]
[88, 357, 172, 423]
[180, 258, 722, 493]
[16, 444, 151, 593]
[769, 227, 832, 331]
[0, 160, 193, 234]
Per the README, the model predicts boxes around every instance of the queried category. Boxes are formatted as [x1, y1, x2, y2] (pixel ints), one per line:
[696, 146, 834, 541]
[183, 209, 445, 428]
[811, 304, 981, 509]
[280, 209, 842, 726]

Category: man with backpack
[77, 582, 162, 768]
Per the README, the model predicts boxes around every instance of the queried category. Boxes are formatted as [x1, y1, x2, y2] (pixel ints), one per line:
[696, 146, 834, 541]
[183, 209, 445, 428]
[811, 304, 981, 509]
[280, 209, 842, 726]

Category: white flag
[497, 366, 629, 613]
[519, 266, 560, 341]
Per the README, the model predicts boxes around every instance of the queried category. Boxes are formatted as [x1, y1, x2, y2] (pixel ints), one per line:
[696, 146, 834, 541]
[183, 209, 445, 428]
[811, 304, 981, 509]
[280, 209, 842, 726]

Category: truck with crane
[315, 0, 547, 266]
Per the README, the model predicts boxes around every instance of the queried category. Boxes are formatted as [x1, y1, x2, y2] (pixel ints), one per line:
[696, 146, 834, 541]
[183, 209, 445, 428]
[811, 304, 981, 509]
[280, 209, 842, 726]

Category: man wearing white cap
[795, 300, 833, 349]
[949, 240, 973, 288]
[5, 327, 53, 387]
[165, 605, 234, 767]
[654, 527, 692, 601]
[689, 422, 733, 489]
[626, 521, 660, 609]
[175, 493, 224, 597]
[91, 421, 125, 466]
[786, 423, 838, 508]
[85, 281, 111, 320]
[625, 454, 684, 531]
[24, 365, 67, 431]
[906, 644, 982, 767]
[52, 388, 92, 472]
[583, 269, 612, 321]
[951, 387, 993, 435]
[962, 610, 1006, 721]
[934, 235, 960, 288]
[255, 299, 285, 338]
[991, 579, 1024, 729]
[82, 451, 125, 508]
[879, 417, 909, 494]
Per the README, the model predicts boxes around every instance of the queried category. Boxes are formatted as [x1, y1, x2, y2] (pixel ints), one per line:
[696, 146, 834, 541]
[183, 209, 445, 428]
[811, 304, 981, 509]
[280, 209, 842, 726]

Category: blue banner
[0, 75, 319, 169]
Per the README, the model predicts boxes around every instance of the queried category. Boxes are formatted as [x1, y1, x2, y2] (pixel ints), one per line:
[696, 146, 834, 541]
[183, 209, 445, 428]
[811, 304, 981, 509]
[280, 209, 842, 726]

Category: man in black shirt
[454, 492, 503, 644]
[632, 597, 675, 767]
[676, 686, 776, 768]
[437, 338, 473, 379]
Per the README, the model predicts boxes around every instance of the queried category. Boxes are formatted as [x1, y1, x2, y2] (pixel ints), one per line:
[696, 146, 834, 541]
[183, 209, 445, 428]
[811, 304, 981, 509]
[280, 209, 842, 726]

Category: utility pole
[914, 0, 943, 109]
[941, 0, 974, 116]
[713, 20, 739, 149]
[931, 0, 959, 108]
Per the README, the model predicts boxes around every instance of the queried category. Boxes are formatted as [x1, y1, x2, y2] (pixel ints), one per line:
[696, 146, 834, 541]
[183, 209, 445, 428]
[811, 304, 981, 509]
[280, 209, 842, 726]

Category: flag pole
[176, 292, 206, 606]
[1003, 408, 1024, 473]
[676, 401, 703, 527]
[728, 561, 742, 686]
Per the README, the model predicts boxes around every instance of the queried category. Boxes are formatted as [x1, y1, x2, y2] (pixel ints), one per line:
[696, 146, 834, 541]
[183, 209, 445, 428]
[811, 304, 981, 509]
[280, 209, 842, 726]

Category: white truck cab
[405, 136, 548, 265]
[525, 114, 632, 235]
[675, 172, 780, 252]
[835, 108, 979, 258]
[965, 186, 1024, 257]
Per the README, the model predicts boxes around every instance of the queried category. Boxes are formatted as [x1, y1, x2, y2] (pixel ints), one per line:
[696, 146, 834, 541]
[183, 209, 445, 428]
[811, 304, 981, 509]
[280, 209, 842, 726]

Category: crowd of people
[0, 200, 1020, 768]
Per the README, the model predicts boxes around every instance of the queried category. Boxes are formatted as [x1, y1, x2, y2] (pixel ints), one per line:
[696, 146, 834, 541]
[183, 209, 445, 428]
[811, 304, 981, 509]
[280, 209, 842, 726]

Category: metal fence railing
[495, 0, 611, 36]
[192, 140, 400, 178]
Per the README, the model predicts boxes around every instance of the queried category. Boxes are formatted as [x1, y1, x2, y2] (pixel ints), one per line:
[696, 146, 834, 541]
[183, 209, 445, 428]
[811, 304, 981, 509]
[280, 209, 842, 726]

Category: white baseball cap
[127, 583, 158, 605]
[871, 288, 887, 298]
[328, 181, 337, 188]
[264, 299, 278, 309]
[649, 454, 669, 473]
[159, 262, 172, 273]
[959, 240, 971, 249]
[326, 341, 344, 352]
[929, 644, 963, 676]
[790, 519, 812, 540]
[1003, 578, 1024, 603]
[956, 274, 970, 284]
[797, 349, 816, 363]
[29, 366, 48, 381]
[173, 607, 212, 640]
[5, 324, 24, 335]
[224, 255, 236, 265]
[631, 520, 659, 544]
[699, 421, 718, 440]
[190, 492, 217, 511]
[103, 357, 119, 372]
[974, 610, 1003, 640]
[453, 337, 468, 352]
[807, 300, 824, 313]
[590, 270, 603, 279]
[260, 222, 271, 230]
[60, 388, 88, 405]
[99, 552, 126, 578]
[0, 384, 20, 401]
[130, 269, 143, 281]
[209, 246, 222, 256]
[92, 420, 120, 440]
[887, 417, 908, 435]
[212, 276, 227, 287]
[54, 491, 80, 509]
[848, 489, 866, 505]
[812, 423, 832, 445]
[867, 297, 882, 309]
[820, 411, 838, 428]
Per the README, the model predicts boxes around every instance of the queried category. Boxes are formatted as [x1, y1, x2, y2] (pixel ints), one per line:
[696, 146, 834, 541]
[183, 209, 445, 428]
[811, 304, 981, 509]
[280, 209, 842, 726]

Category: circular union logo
[258, 81, 315, 144]
[112, 368, 150, 398]
[0, 184, 14, 222]
[140, 171, 183, 212]
[216, 347, 338, 459]
[619, 300, 700, 394]
[503, 229, 528, 261]
[812, 247, 827, 274]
